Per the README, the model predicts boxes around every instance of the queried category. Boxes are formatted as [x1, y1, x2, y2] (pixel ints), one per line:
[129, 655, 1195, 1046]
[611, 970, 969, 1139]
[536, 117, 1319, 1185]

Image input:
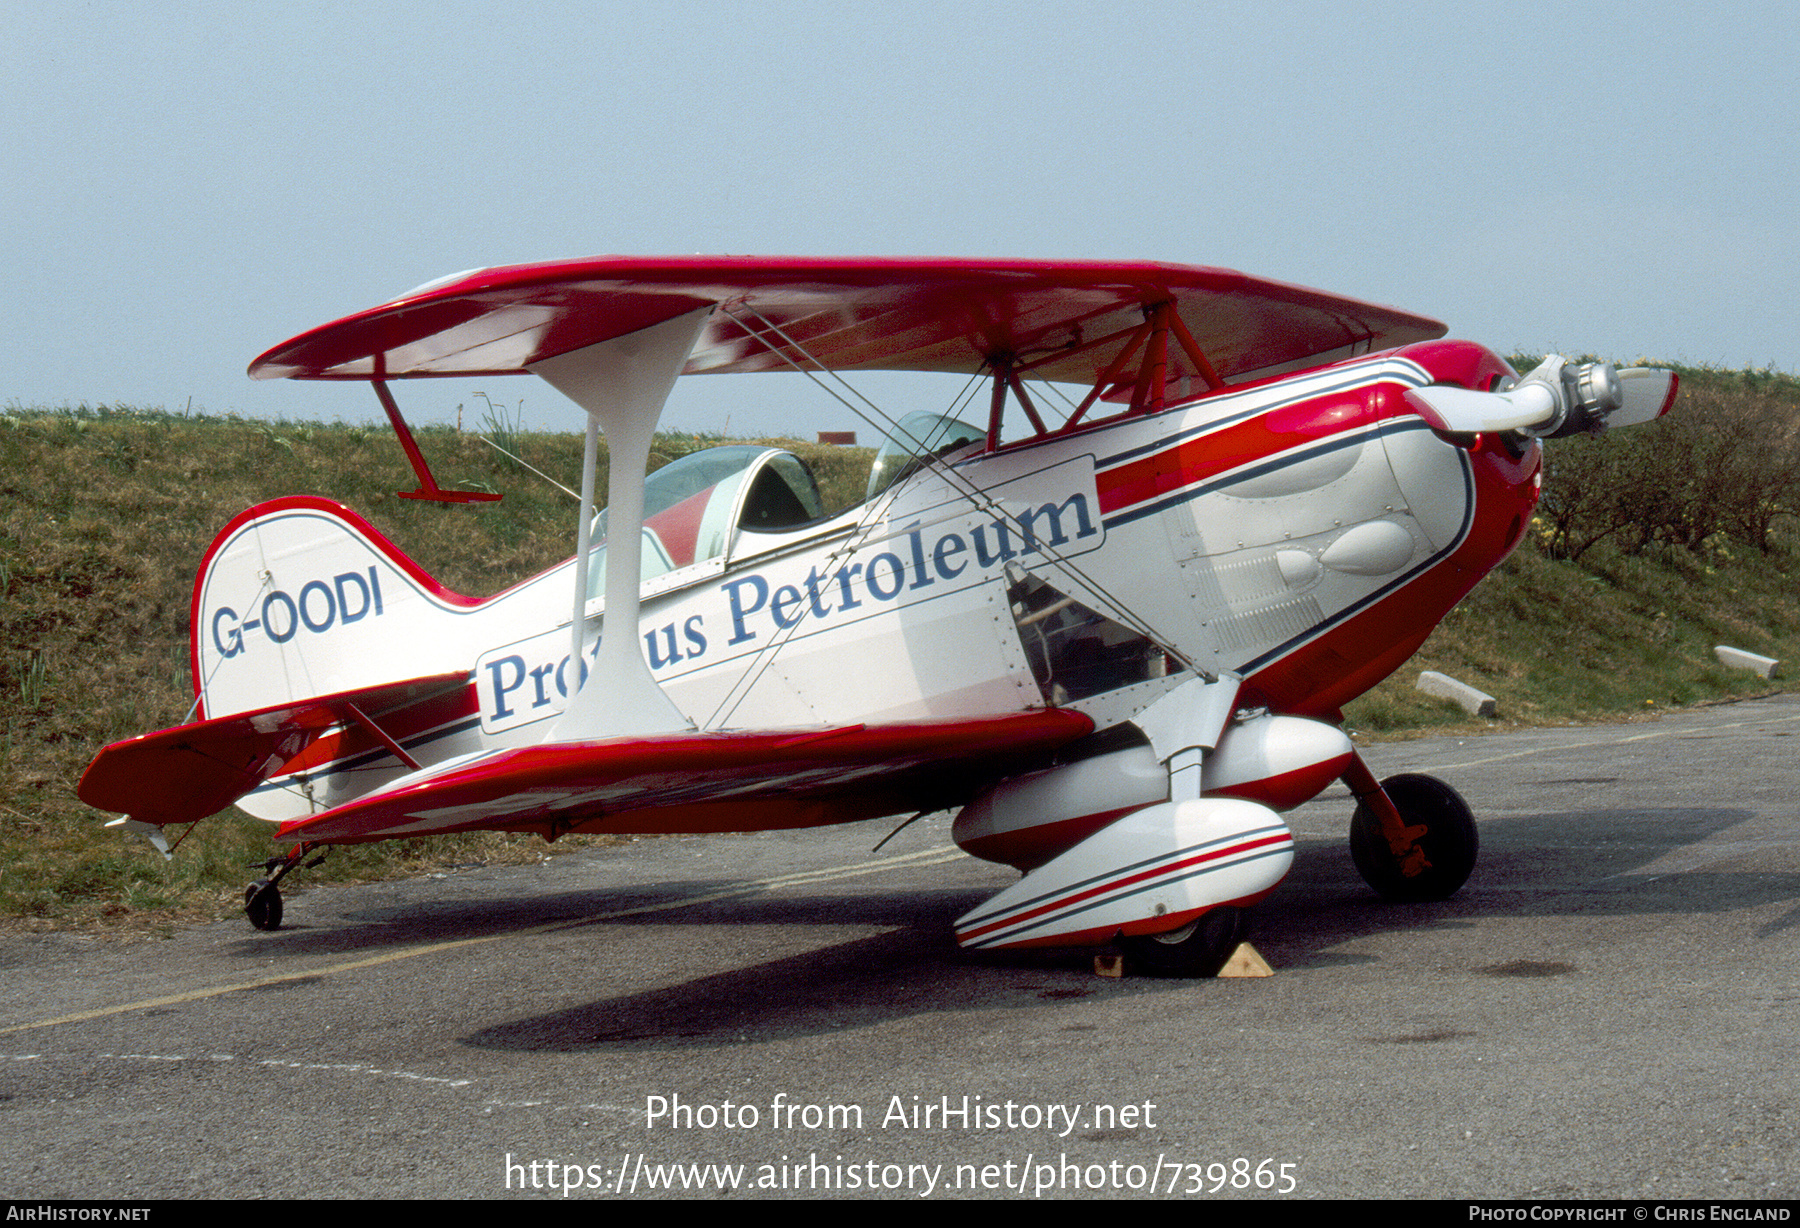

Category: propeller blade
[1406, 358, 1678, 438]
[1404, 383, 1559, 434]
[1610, 367, 1680, 428]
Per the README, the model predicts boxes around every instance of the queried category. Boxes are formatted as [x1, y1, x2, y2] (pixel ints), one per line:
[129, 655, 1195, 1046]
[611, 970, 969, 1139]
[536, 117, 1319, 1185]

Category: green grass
[1342, 532, 1800, 736]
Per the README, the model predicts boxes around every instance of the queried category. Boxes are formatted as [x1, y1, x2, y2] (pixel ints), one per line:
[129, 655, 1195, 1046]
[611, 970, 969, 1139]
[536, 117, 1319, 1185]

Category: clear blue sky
[8, 1, 1796, 438]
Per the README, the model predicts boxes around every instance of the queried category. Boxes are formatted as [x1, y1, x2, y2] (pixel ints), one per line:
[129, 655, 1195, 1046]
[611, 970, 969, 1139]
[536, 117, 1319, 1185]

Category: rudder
[192, 497, 485, 721]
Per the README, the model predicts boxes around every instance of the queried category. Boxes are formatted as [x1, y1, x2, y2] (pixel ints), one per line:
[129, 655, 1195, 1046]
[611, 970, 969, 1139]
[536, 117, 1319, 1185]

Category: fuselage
[201, 339, 1538, 824]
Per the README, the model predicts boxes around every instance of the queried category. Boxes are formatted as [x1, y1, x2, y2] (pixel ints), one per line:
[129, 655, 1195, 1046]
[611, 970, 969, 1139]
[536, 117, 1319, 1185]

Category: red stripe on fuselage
[1095, 388, 1386, 515]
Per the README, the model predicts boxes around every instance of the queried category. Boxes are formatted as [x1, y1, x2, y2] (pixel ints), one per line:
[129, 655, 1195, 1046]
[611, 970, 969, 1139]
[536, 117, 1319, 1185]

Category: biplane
[79, 257, 1677, 974]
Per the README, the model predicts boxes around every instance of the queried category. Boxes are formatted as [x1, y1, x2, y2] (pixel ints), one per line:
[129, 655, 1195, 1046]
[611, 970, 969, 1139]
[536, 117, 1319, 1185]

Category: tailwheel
[241, 841, 324, 930]
[244, 879, 283, 931]
[1119, 906, 1247, 977]
[1349, 773, 1477, 902]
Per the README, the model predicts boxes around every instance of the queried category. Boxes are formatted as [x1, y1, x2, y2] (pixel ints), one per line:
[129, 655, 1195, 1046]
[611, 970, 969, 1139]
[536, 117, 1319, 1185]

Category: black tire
[245, 880, 283, 931]
[1120, 906, 1247, 977]
[1349, 773, 1477, 902]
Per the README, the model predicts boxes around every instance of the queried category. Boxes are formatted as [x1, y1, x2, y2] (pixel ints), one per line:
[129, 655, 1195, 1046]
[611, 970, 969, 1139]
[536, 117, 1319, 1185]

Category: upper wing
[248, 256, 1444, 391]
[276, 709, 1094, 844]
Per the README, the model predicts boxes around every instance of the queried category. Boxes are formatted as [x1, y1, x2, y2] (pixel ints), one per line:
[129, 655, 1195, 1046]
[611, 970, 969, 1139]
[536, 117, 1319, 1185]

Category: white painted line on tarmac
[0, 845, 965, 1036]
[1419, 710, 1800, 773]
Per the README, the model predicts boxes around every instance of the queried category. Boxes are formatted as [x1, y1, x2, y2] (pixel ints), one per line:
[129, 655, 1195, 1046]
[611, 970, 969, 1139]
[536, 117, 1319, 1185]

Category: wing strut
[530, 307, 713, 740]
[371, 380, 502, 504]
[998, 302, 1228, 439]
[985, 358, 1048, 450]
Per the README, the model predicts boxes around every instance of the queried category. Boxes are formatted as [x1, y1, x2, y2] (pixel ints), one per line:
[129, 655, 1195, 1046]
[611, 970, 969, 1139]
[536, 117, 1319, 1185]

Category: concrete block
[1416, 670, 1497, 717]
[1714, 645, 1780, 679]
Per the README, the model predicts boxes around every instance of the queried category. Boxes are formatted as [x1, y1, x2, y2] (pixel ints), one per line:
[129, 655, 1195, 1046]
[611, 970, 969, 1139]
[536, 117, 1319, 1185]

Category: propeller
[1407, 355, 1679, 437]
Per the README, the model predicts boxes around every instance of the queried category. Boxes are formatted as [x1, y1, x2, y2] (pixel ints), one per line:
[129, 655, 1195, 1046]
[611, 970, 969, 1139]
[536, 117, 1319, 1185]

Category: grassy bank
[4, 365, 1797, 929]
[1342, 535, 1800, 734]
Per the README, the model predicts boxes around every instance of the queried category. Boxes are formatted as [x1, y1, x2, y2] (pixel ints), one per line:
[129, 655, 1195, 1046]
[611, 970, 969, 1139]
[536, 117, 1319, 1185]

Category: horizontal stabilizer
[276, 709, 1094, 844]
[79, 672, 469, 827]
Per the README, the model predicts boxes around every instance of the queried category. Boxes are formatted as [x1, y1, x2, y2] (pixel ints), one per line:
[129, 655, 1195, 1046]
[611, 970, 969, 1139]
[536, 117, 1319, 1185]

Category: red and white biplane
[79, 257, 1677, 974]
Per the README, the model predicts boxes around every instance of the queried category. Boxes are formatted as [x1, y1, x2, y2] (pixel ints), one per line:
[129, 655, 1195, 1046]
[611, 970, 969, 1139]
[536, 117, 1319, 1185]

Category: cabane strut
[988, 301, 1226, 443]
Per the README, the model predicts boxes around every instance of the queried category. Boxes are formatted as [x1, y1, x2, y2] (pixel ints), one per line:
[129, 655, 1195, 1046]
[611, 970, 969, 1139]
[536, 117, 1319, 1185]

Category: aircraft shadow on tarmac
[1289, 804, 1778, 907]
[218, 804, 1796, 1050]
[452, 805, 1791, 1053]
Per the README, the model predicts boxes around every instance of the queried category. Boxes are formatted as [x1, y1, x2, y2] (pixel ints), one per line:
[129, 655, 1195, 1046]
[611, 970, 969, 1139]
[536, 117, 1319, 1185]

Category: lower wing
[277, 709, 1096, 844]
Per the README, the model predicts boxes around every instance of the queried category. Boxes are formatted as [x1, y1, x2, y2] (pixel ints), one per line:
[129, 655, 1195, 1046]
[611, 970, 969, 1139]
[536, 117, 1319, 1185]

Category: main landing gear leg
[245, 842, 327, 931]
[1341, 753, 1477, 902]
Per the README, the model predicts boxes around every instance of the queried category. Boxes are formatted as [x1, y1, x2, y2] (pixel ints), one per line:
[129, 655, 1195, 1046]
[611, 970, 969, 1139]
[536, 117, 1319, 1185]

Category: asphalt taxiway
[3, 696, 1797, 1199]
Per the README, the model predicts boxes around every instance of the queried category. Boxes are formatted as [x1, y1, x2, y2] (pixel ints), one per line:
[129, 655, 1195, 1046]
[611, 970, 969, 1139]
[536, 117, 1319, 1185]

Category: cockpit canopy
[589, 445, 827, 593]
[589, 414, 988, 596]
[865, 411, 985, 500]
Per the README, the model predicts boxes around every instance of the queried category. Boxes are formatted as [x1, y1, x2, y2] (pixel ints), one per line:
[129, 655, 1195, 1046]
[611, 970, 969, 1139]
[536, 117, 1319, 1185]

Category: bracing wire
[475, 435, 580, 500]
[718, 303, 1208, 680]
